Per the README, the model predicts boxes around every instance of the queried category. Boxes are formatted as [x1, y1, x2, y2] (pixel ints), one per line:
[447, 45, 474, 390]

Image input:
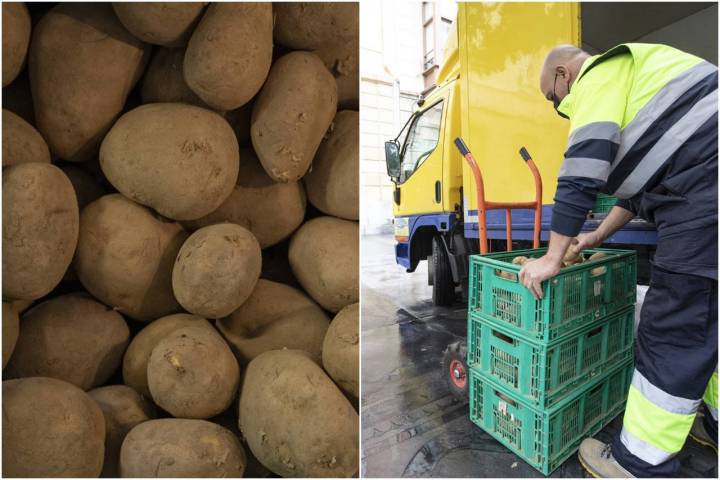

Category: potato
[100, 103, 239, 220]
[123, 313, 210, 396]
[304, 110, 359, 220]
[274, 2, 359, 50]
[2, 109, 50, 167]
[120, 419, 246, 477]
[314, 38, 359, 109]
[2, 377, 105, 477]
[61, 165, 106, 211]
[148, 326, 240, 419]
[3, 163, 79, 300]
[112, 2, 206, 47]
[183, 149, 306, 248]
[251, 52, 337, 182]
[74, 194, 187, 321]
[2, 2, 30, 87]
[289, 216, 359, 312]
[2, 302, 19, 369]
[173, 223, 261, 318]
[217, 279, 330, 364]
[141, 47, 208, 108]
[322, 303, 359, 398]
[29, 4, 149, 161]
[89, 385, 156, 478]
[6, 294, 130, 390]
[185, 3, 272, 111]
[239, 349, 358, 477]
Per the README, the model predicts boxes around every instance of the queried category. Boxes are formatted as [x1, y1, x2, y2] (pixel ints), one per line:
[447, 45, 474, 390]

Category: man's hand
[572, 231, 602, 254]
[519, 255, 562, 300]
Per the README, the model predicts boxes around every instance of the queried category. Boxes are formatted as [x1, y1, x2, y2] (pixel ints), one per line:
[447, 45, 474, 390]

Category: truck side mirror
[385, 141, 401, 180]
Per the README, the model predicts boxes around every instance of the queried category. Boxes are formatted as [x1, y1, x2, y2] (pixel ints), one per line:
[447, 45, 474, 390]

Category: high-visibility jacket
[553, 43, 718, 237]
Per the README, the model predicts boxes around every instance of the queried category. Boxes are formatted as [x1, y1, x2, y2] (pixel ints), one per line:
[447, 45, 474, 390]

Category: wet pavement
[361, 234, 718, 478]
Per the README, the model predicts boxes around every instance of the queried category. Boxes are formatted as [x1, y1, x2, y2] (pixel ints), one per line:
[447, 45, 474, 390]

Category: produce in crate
[112, 2, 206, 47]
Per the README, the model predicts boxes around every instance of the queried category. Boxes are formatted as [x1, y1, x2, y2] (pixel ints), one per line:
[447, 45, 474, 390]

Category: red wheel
[449, 359, 467, 389]
[442, 341, 468, 399]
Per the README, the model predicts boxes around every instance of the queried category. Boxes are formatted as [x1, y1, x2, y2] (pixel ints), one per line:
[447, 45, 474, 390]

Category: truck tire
[442, 340, 468, 400]
[432, 236, 455, 306]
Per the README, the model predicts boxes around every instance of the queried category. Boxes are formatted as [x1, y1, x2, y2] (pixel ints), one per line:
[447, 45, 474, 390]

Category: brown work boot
[578, 438, 635, 478]
[689, 414, 718, 452]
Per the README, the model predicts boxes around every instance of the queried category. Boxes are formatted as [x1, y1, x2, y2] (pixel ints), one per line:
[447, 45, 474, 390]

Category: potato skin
[29, 4, 149, 161]
[112, 2, 206, 46]
[304, 110, 359, 220]
[6, 294, 130, 390]
[74, 194, 187, 321]
[148, 326, 240, 419]
[123, 313, 210, 396]
[2, 2, 30, 87]
[3, 377, 106, 477]
[2, 302, 19, 369]
[141, 47, 208, 108]
[173, 223, 261, 318]
[323, 303, 359, 397]
[120, 419, 246, 477]
[184, 149, 306, 248]
[251, 52, 337, 182]
[3, 163, 79, 300]
[217, 279, 330, 364]
[289, 216, 359, 312]
[185, 3, 272, 111]
[313, 37, 359, 110]
[100, 103, 239, 220]
[240, 349, 358, 477]
[89, 385, 156, 478]
[274, 2, 358, 50]
[2, 109, 49, 167]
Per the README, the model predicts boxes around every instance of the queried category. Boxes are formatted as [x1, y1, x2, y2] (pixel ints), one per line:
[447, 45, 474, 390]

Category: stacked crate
[466, 247, 637, 475]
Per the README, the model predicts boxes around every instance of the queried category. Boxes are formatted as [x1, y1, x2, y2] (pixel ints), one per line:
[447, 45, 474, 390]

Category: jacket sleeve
[551, 78, 627, 237]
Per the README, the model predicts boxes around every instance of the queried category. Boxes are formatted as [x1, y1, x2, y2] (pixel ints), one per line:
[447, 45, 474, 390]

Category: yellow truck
[384, 2, 716, 305]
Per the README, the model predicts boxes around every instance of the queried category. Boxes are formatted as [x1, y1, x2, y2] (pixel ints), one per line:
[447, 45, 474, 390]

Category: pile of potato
[2, 2, 359, 478]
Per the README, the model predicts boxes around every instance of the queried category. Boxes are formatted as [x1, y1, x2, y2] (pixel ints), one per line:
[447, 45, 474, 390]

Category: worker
[519, 43, 718, 477]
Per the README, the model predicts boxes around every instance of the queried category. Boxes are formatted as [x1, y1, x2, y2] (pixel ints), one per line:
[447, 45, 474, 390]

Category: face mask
[553, 72, 570, 119]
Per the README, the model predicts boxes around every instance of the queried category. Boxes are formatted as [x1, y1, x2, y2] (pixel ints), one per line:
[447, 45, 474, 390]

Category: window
[399, 101, 444, 183]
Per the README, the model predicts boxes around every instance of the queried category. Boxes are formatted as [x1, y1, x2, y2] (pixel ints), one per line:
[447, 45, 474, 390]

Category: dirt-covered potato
[3, 163, 79, 300]
[29, 4, 149, 161]
[240, 349, 358, 477]
[120, 419, 246, 477]
[2, 109, 50, 167]
[141, 47, 208, 107]
[100, 103, 239, 220]
[61, 165, 106, 211]
[148, 326, 240, 419]
[274, 2, 359, 50]
[74, 194, 187, 321]
[6, 294, 130, 390]
[289, 216, 359, 312]
[217, 279, 330, 364]
[185, 3, 272, 111]
[89, 385, 156, 477]
[112, 2, 206, 47]
[322, 303, 359, 398]
[2, 302, 19, 369]
[184, 149, 306, 248]
[314, 37, 359, 110]
[2, 2, 30, 87]
[123, 313, 210, 396]
[304, 110, 359, 220]
[3, 377, 105, 477]
[173, 223, 261, 318]
[251, 52, 337, 182]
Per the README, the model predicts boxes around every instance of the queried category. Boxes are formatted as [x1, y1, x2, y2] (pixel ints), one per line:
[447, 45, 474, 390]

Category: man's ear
[555, 65, 568, 79]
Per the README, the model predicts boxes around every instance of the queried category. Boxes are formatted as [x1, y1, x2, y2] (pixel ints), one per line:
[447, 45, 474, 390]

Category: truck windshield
[399, 100, 444, 183]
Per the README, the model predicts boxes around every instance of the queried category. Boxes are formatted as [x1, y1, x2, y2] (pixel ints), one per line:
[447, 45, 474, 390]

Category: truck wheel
[432, 236, 455, 306]
[442, 341, 468, 400]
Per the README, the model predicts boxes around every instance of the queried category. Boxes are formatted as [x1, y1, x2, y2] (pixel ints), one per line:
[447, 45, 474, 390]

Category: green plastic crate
[469, 359, 633, 476]
[468, 247, 636, 343]
[467, 306, 634, 408]
[593, 194, 618, 214]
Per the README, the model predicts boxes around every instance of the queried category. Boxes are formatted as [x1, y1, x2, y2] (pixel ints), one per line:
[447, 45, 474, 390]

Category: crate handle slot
[586, 326, 603, 338]
[590, 266, 607, 277]
[492, 329, 516, 345]
[494, 268, 518, 283]
[494, 390, 518, 408]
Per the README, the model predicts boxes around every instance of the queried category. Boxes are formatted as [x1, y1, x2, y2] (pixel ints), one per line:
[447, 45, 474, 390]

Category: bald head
[539, 45, 591, 107]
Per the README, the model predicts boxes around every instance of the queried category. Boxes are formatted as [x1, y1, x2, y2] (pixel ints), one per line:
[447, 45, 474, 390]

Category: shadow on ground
[361, 234, 717, 478]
